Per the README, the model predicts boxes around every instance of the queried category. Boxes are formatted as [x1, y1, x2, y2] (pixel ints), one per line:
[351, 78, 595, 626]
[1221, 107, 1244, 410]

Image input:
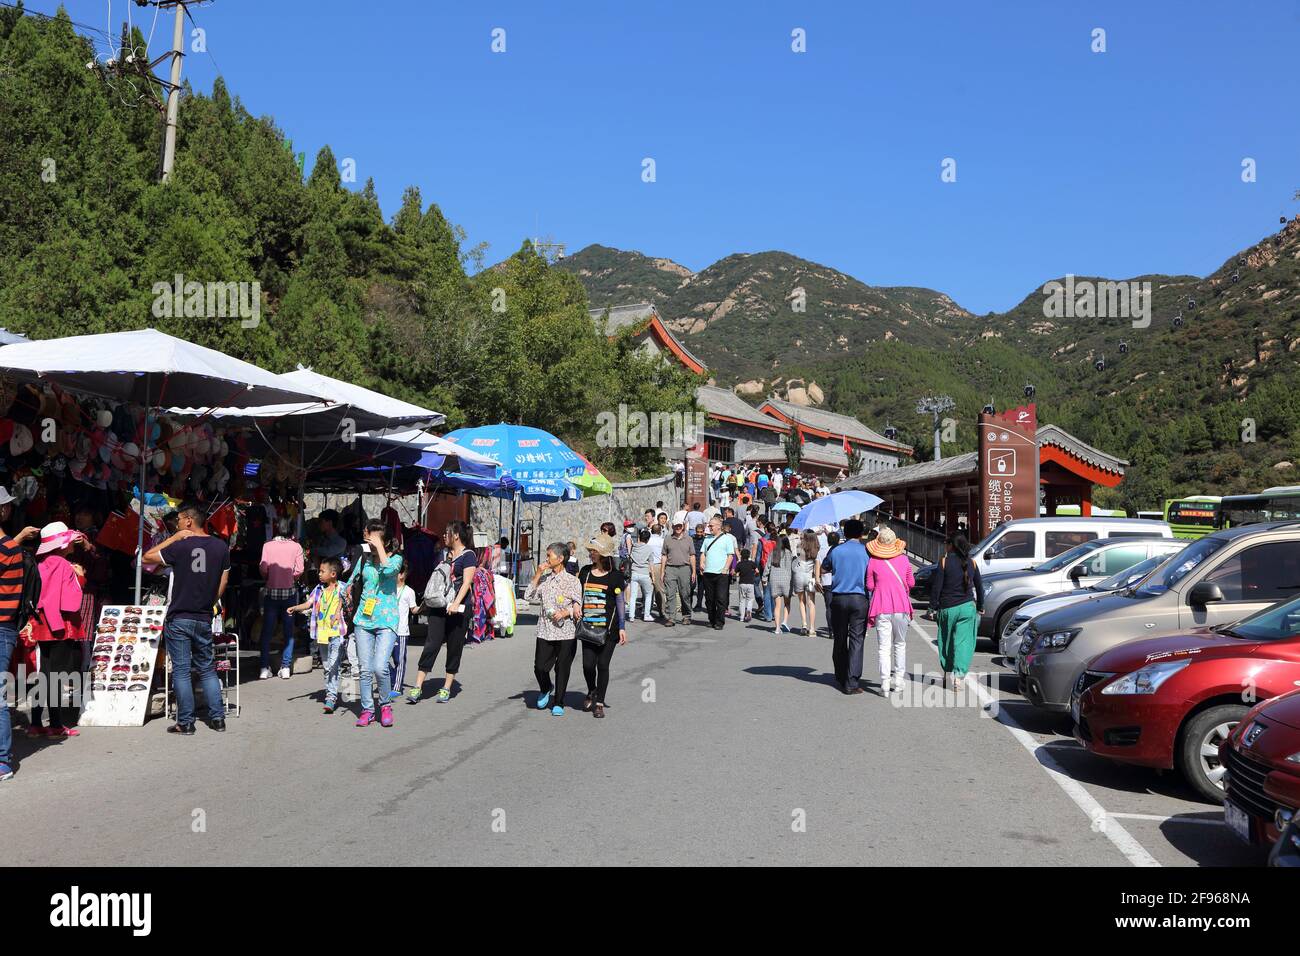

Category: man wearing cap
[824, 518, 870, 695]
[0, 488, 40, 782]
[659, 516, 696, 626]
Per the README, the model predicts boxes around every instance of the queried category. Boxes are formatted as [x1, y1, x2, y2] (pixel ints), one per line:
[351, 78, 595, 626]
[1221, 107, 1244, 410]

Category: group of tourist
[0, 479, 985, 781]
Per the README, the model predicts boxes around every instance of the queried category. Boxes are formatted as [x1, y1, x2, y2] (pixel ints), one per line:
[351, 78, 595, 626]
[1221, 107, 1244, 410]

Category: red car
[1219, 689, 1300, 860]
[1073, 595, 1300, 802]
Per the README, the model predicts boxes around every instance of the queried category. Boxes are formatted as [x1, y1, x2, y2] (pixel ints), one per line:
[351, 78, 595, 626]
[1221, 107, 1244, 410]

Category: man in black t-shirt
[143, 502, 231, 735]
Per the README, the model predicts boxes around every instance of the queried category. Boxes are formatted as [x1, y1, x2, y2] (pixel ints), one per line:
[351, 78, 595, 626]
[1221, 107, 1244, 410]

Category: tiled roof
[589, 302, 706, 373]
[1038, 423, 1128, 474]
[760, 397, 911, 453]
[696, 385, 784, 431]
[837, 452, 979, 491]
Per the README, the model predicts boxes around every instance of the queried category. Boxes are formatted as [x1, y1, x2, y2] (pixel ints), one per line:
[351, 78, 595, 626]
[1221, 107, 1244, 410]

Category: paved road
[0, 590, 1271, 866]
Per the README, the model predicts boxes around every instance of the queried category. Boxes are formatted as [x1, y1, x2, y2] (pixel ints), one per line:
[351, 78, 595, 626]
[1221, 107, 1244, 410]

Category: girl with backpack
[930, 532, 983, 689]
[408, 521, 476, 705]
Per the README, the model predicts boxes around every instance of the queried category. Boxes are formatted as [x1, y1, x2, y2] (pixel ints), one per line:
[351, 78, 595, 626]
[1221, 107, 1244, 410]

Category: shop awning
[0, 328, 332, 408]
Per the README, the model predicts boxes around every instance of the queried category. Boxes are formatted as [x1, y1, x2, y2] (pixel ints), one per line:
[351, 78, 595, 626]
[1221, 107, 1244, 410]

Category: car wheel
[993, 604, 1022, 648]
[1177, 704, 1248, 804]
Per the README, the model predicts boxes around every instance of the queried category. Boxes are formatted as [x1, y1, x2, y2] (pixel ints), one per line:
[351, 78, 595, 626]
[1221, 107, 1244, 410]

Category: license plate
[1070, 695, 1081, 725]
[1224, 800, 1252, 844]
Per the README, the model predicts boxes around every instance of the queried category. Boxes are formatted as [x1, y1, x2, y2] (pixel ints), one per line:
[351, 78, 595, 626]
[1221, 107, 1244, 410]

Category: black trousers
[534, 638, 576, 703]
[581, 634, 618, 704]
[702, 572, 730, 628]
[417, 608, 467, 675]
[830, 592, 868, 690]
[34, 639, 82, 729]
[692, 569, 706, 609]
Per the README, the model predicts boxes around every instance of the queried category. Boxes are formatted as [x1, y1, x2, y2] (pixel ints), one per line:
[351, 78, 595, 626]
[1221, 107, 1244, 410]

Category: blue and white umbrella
[442, 423, 586, 484]
[789, 490, 883, 530]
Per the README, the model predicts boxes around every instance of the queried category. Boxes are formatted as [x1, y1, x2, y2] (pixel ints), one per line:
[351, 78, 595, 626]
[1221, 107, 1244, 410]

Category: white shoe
[880, 677, 892, 694]
[643, 616, 653, 622]
[278, 667, 291, 680]
[259, 667, 272, 680]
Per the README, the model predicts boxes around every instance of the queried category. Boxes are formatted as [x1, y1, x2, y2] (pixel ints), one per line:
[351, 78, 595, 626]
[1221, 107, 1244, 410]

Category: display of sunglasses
[102, 608, 121, 617]
[127, 683, 147, 693]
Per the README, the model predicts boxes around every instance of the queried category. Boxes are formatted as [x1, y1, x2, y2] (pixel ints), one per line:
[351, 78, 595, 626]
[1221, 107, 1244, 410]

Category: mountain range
[557, 218, 1300, 508]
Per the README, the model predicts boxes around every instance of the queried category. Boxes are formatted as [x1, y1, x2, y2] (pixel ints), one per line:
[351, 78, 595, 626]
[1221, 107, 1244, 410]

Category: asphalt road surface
[0, 586, 1271, 866]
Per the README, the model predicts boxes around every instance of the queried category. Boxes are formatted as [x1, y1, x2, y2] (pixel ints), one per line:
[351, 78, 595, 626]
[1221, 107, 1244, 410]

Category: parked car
[1021, 522, 1300, 713]
[912, 516, 1174, 603]
[1218, 688, 1300, 862]
[999, 548, 1185, 661]
[1073, 595, 1300, 802]
[980, 537, 1183, 641]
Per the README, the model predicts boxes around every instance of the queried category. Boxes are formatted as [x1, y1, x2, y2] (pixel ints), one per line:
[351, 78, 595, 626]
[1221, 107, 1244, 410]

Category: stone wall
[469, 472, 681, 567]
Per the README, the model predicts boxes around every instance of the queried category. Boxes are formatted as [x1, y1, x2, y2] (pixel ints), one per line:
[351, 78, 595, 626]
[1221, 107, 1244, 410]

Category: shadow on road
[743, 664, 841, 690]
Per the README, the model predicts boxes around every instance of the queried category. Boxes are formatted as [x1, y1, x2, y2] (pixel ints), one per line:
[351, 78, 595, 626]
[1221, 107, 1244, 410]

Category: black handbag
[576, 618, 607, 648]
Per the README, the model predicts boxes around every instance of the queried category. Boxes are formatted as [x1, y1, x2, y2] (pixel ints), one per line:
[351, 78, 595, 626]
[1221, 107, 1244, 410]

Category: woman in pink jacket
[865, 527, 914, 697]
[31, 522, 87, 736]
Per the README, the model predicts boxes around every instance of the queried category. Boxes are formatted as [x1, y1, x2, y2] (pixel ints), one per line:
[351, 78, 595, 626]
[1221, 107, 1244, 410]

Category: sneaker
[387, 689, 403, 701]
[536, 691, 551, 710]
[405, 688, 423, 705]
[0, 763, 13, 782]
[323, 700, 337, 714]
[435, 688, 451, 703]
[879, 677, 892, 695]
[643, 616, 653, 623]
[54, 727, 80, 738]
[166, 722, 196, 735]
[278, 667, 291, 680]
[379, 704, 394, 727]
[25, 726, 47, 738]
[258, 667, 273, 680]
[551, 705, 564, 716]
[356, 710, 375, 727]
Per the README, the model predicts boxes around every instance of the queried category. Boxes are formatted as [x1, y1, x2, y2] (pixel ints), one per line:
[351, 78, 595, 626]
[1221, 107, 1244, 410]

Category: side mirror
[1188, 581, 1224, 608]
[1068, 565, 1087, 584]
[982, 551, 991, 563]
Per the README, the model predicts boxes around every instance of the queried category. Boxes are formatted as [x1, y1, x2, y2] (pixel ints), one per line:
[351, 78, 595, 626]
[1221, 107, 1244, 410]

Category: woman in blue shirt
[347, 519, 403, 728]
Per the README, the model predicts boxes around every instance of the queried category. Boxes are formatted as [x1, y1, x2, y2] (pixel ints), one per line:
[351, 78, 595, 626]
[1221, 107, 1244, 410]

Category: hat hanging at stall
[0, 485, 14, 507]
[866, 526, 907, 560]
[9, 423, 33, 456]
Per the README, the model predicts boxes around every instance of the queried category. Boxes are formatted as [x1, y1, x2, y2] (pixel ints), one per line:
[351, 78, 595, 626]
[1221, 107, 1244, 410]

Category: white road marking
[909, 619, 1161, 868]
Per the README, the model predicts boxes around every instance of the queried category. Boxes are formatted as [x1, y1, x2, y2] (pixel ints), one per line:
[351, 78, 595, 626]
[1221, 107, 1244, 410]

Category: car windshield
[1135, 537, 1228, 597]
[1035, 540, 1106, 574]
[1094, 554, 1163, 591]
[1223, 596, 1300, 642]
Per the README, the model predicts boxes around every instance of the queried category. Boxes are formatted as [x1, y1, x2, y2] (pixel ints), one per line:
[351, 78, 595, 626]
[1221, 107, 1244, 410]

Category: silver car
[980, 537, 1182, 640]
[1021, 522, 1300, 712]
[998, 548, 1184, 662]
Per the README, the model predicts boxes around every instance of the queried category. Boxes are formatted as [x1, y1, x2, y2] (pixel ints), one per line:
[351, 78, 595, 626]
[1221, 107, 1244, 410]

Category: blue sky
[40, 0, 1300, 314]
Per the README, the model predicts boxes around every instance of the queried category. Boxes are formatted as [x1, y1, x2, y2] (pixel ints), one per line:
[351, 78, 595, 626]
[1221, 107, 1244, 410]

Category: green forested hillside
[563, 223, 1300, 511]
[0, 6, 697, 479]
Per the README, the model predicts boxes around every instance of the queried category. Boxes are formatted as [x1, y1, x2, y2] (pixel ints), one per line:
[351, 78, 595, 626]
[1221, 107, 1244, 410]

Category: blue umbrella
[772, 501, 802, 514]
[442, 423, 586, 483]
[789, 490, 883, 530]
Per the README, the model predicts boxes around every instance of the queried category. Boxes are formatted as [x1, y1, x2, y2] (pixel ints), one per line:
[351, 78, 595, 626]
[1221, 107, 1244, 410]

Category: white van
[973, 517, 1174, 575]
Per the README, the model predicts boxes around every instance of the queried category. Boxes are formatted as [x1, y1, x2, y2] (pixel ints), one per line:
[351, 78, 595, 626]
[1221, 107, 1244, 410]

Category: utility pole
[127, 0, 203, 182]
[159, 0, 187, 182]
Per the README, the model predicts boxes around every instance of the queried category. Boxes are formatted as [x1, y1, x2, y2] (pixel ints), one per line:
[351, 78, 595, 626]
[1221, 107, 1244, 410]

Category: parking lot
[907, 616, 1266, 867]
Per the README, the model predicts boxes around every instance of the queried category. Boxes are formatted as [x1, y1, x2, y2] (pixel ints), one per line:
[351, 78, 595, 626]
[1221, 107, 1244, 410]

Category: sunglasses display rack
[78, 605, 166, 728]
[163, 614, 242, 721]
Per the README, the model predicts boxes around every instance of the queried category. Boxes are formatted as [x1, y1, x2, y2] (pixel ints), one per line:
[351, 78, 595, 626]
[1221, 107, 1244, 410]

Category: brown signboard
[685, 442, 710, 510]
[977, 405, 1038, 538]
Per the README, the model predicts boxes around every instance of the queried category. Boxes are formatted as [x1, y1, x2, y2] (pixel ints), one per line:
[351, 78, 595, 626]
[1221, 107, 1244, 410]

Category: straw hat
[586, 533, 617, 558]
[867, 526, 907, 559]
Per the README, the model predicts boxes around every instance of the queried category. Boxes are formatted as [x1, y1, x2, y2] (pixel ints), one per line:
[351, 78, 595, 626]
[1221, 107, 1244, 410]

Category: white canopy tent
[0, 329, 336, 599]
